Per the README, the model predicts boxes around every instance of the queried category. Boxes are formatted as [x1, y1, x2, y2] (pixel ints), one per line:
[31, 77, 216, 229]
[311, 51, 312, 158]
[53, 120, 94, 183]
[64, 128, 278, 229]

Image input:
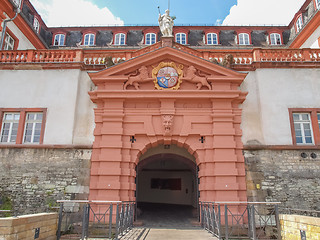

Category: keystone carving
[162, 115, 174, 135]
[124, 66, 149, 90]
[184, 65, 211, 90]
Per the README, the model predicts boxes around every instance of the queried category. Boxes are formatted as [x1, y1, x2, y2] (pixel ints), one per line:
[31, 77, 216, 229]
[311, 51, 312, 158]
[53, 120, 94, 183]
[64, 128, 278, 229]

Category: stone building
[0, 0, 320, 215]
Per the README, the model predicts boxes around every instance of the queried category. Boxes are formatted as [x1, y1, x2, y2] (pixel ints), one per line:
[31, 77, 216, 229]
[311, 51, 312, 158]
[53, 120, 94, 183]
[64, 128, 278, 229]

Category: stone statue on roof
[158, 9, 174, 37]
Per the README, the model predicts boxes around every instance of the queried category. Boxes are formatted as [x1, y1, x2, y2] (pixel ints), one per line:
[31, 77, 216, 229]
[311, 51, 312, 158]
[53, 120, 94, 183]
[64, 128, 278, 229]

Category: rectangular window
[54, 34, 65, 46]
[23, 113, 43, 143]
[270, 33, 282, 45]
[318, 113, 320, 130]
[0, 113, 20, 143]
[3, 33, 15, 50]
[292, 113, 314, 144]
[207, 33, 218, 45]
[114, 33, 126, 45]
[238, 33, 250, 45]
[0, 109, 46, 144]
[316, 0, 320, 10]
[176, 33, 186, 45]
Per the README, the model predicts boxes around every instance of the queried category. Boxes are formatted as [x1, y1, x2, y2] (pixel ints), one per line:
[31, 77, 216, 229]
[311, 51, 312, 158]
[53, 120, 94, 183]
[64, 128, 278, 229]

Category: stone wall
[0, 213, 58, 240]
[280, 214, 320, 240]
[0, 147, 91, 215]
[244, 149, 320, 211]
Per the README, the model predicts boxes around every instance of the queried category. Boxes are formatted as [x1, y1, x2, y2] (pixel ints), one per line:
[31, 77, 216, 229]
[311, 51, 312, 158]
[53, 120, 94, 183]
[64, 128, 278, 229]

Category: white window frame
[0, 113, 20, 143]
[23, 113, 43, 144]
[3, 33, 15, 50]
[238, 33, 250, 45]
[296, 16, 303, 32]
[318, 113, 320, 130]
[270, 33, 282, 45]
[316, 0, 320, 10]
[33, 17, 40, 33]
[206, 33, 218, 45]
[175, 33, 186, 45]
[83, 34, 95, 46]
[145, 33, 156, 45]
[54, 34, 65, 46]
[292, 113, 314, 145]
[114, 33, 126, 45]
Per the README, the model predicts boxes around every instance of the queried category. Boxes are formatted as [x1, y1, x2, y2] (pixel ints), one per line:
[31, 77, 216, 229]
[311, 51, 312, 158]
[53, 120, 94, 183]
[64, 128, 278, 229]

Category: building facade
[0, 0, 320, 215]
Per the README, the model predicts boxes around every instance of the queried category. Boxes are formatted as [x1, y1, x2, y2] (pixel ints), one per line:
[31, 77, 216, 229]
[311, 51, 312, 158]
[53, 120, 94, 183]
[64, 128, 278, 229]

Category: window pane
[301, 114, 309, 120]
[293, 114, 299, 121]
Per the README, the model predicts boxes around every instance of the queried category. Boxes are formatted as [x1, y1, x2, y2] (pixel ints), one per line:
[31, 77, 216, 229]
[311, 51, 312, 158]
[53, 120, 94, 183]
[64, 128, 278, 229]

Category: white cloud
[30, 0, 124, 27]
[223, 0, 306, 25]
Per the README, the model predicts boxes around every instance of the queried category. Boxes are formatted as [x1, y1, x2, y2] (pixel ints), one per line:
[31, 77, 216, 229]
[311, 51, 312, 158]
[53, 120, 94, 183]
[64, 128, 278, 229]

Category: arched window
[270, 33, 282, 45]
[145, 33, 156, 45]
[114, 33, 126, 45]
[33, 17, 40, 34]
[175, 33, 186, 45]
[238, 33, 250, 45]
[53, 34, 65, 46]
[83, 34, 95, 46]
[206, 33, 218, 45]
[296, 15, 303, 33]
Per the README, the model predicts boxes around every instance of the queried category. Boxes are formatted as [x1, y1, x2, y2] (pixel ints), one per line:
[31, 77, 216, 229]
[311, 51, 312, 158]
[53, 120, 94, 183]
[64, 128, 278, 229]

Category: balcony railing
[1, 48, 320, 66]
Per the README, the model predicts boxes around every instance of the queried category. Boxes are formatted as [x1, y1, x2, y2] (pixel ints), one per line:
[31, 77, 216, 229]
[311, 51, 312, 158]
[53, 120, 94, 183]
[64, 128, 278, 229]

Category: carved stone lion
[184, 66, 211, 90]
[123, 66, 149, 90]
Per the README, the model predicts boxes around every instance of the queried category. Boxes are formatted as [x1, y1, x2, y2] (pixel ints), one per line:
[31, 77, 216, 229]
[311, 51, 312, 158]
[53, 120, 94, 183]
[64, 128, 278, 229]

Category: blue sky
[30, 0, 306, 27]
[93, 0, 237, 25]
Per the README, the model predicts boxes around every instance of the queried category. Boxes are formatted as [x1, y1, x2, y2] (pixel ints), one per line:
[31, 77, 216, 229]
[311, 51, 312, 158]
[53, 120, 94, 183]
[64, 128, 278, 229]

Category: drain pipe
[0, 1, 22, 50]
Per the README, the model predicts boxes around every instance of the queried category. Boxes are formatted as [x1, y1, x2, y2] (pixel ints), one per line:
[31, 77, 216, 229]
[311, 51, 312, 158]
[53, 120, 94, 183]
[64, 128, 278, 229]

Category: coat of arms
[152, 62, 183, 90]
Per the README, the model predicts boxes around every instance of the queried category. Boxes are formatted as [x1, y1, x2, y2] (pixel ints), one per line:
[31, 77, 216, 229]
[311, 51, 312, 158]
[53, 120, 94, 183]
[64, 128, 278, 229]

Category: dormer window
[270, 33, 282, 45]
[238, 33, 250, 45]
[114, 33, 126, 45]
[33, 17, 40, 34]
[206, 33, 218, 45]
[295, 15, 303, 33]
[145, 33, 156, 45]
[176, 33, 186, 45]
[83, 33, 95, 46]
[316, 0, 320, 9]
[53, 34, 65, 46]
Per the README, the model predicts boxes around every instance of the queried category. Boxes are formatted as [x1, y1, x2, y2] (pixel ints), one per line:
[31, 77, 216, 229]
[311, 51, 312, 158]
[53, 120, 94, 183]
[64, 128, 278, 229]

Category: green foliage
[0, 195, 12, 217]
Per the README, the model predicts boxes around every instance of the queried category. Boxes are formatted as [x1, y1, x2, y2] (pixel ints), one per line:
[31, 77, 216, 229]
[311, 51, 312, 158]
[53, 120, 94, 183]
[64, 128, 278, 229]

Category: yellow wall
[280, 214, 320, 240]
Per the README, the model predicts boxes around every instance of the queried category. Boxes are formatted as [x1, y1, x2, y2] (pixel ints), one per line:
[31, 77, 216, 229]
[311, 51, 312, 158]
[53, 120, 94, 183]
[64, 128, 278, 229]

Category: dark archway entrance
[136, 145, 199, 227]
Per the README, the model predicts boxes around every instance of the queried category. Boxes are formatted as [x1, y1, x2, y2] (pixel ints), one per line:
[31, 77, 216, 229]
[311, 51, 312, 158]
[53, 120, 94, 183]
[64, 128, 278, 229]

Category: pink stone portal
[88, 46, 248, 205]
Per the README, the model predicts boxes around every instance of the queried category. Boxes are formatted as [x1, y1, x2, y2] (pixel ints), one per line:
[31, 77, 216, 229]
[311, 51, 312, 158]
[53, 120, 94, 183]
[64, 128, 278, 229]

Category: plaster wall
[6, 21, 35, 50]
[137, 171, 195, 206]
[301, 25, 320, 48]
[0, 70, 94, 145]
[241, 68, 320, 145]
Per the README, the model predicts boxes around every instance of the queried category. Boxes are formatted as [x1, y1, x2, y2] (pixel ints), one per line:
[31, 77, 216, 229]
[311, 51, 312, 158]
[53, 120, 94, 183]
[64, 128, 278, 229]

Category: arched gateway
[88, 39, 248, 217]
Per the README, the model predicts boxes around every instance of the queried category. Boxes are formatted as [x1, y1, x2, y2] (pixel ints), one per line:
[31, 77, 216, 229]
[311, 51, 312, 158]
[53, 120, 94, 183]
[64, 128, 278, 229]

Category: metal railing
[200, 202, 281, 240]
[56, 200, 135, 240]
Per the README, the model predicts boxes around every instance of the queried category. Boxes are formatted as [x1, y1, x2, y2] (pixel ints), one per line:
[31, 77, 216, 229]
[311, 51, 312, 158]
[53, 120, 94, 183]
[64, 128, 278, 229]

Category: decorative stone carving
[158, 9, 174, 37]
[162, 115, 173, 135]
[184, 65, 211, 90]
[123, 66, 149, 90]
[152, 62, 183, 90]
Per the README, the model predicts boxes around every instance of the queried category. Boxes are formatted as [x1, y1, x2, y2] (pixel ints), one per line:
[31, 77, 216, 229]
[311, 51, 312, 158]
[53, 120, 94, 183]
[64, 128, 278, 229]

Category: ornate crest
[152, 62, 183, 90]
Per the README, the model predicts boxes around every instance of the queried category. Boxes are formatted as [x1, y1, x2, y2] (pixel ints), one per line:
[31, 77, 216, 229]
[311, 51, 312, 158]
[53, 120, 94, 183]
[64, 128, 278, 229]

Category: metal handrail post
[115, 203, 120, 240]
[56, 203, 64, 240]
[247, 204, 252, 239]
[250, 205, 256, 240]
[225, 205, 229, 240]
[81, 203, 89, 240]
[108, 204, 113, 239]
[217, 204, 222, 240]
[275, 205, 281, 240]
